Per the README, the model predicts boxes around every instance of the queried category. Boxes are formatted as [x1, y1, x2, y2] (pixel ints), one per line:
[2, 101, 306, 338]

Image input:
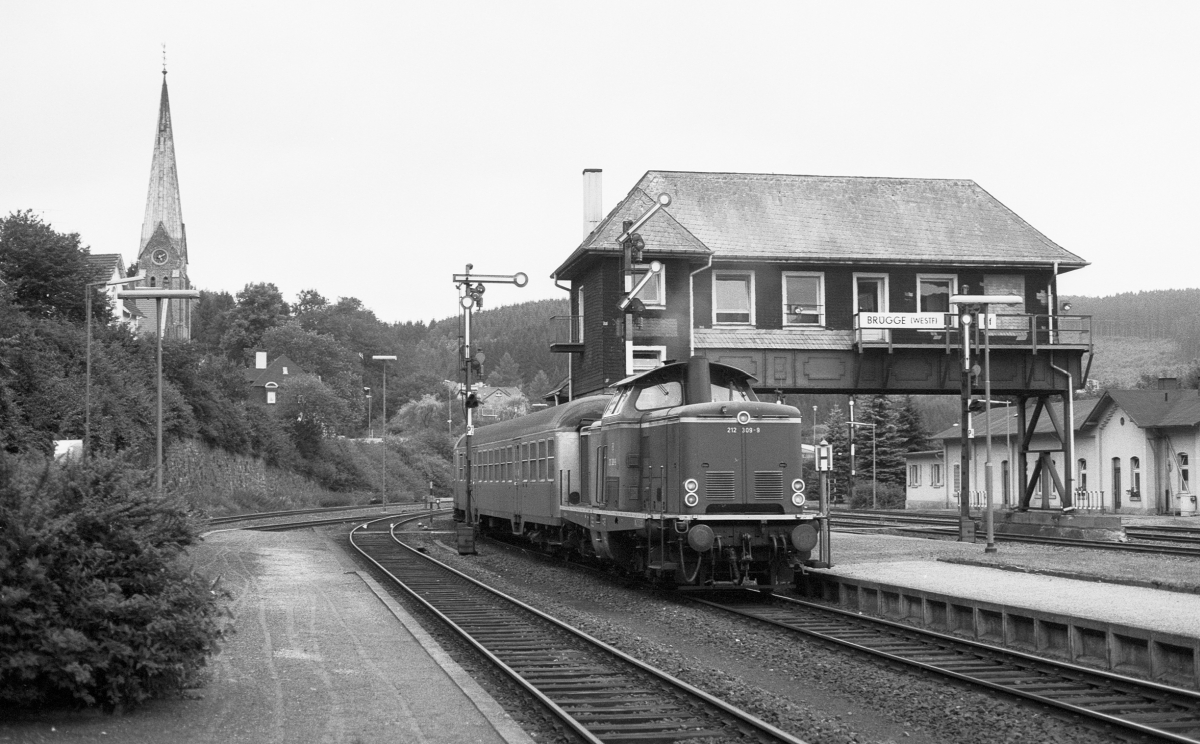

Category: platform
[801, 533, 1200, 689]
[0, 530, 534, 744]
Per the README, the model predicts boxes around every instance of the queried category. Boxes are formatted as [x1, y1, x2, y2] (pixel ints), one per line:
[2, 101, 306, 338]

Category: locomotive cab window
[707, 367, 757, 402]
[635, 381, 683, 411]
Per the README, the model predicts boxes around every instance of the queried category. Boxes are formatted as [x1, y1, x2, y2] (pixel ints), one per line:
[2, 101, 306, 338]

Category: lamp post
[85, 272, 144, 458]
[372, 356, 397, 506]
[847, 420, 877, 508]
[950, 292, 1023, 552]
[116, 288, 200, 493]
[443, 379, 457, 437]
[364, 387, 372, 438]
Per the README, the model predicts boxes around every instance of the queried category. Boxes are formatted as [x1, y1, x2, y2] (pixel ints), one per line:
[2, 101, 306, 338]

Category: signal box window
[917, 275, 957, 313]
[783, 272, 824, 325]
[714, 272, 754, 324]
[625, 264, 665, 308]
[630, 347, 666, 374]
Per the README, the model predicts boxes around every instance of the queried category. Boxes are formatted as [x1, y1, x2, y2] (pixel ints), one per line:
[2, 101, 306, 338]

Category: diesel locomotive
[453, 356, 822, 590]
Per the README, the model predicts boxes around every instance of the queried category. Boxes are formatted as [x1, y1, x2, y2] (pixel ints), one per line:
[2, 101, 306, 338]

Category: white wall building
[911, 381, 1200, 516]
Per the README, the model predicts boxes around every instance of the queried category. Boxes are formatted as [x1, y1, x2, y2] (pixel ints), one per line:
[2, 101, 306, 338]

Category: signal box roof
[554, 171, 1087, 279]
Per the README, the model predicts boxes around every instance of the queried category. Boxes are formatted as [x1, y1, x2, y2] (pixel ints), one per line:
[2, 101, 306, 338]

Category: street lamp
[372, 355, 397, 506]
[85, 272, 144, 458]
[364, 387, 372, 438]
[847, 420, 877, 508]
[116, 287, 200, 493]
[951, 292, 1022, 552]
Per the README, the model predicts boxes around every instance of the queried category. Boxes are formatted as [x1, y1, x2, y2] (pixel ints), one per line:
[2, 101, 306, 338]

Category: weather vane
[162, 43, 167, 75]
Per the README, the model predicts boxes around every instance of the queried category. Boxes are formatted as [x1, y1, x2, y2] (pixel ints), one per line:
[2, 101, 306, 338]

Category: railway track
[208, 501, 444, 527]
[691, 589, 1200, 743]
[350, 515, 806, 744]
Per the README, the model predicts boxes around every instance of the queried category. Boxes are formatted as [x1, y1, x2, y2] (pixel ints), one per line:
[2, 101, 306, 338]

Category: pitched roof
[1087, 389, 1200, 428]
[83, 253, 126, 284]
[246, 354, 302, 387]
[932, 398, 1102, 441]
[555, 171, 1087, 278]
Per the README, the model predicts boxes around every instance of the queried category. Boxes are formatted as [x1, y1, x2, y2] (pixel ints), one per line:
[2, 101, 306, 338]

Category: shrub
[0, 454, 222, 711]
[849, 480, 906, 510]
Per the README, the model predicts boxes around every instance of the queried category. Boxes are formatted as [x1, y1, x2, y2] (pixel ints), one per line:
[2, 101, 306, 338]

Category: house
[245, 351, 303, 407]
[915, 379, 1200, 515]
[550, 170, 1090, 399]
[83, 253, 136, 325]
[905, 450, 947, 509]
[472, 385, 528, 421]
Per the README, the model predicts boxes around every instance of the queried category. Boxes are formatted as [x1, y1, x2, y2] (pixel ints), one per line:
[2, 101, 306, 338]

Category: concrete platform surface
[825, 558, 1200, 639]
[0, 530, 534, 744]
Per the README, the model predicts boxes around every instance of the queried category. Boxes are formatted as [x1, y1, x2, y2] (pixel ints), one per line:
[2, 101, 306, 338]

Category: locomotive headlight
[736, 411, 751, 425]
[791, 478, 805, 493]
[683, 478, 699, 494]
[791, 492, 806, 507]
[683, 492, 699, 507]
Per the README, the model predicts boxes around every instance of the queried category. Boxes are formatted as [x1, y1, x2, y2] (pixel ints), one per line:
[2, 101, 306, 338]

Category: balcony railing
[854, 313, 1092, 352]
[549, 315, 584, 353]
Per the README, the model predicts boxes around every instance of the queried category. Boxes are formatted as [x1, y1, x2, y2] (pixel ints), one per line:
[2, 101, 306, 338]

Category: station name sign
[857, 312, 999, 330]
[857, 312, 948, 329]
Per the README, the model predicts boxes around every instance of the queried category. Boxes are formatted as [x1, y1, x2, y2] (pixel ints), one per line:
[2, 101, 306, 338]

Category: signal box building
[553, 170, 1089, 397]
[551, 170, 1092, 512]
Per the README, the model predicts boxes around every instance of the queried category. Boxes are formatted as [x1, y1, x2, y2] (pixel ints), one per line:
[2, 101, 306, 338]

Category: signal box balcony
[549, 315, 585, 354]
[853, 313, 1093, 353]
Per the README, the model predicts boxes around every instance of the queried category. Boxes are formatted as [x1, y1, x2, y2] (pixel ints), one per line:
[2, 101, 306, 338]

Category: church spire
[139, 69, 186, 261]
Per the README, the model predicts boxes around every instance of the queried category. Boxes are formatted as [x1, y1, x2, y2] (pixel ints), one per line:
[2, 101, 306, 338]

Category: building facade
[914, 382, 1200, 516]
[552, 171, 1090, 399]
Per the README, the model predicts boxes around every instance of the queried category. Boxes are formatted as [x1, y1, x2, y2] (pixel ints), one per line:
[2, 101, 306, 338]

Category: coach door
[577, 432, 590, 505]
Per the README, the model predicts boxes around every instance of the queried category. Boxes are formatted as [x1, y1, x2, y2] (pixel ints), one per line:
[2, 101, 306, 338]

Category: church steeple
[139, 70, 186, 261]
[134, 64, 192, 341]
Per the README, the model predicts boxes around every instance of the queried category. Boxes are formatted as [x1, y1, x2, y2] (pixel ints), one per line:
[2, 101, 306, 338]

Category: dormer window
[282, 367, 288, 375]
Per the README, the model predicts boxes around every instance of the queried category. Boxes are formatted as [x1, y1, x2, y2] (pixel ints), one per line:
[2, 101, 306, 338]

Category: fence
[966, 488, 1108, 512]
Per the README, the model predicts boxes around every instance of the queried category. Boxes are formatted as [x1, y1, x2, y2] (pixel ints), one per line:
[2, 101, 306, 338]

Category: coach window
[547, 439, 555, 481]
[521, 443, 530, 482]
[626, 264, 665, 308]
[713, 271, 754, 325]
[507, 445, 513, 482]
[783, 272, 825, 326]
[538, 440, 547, 481]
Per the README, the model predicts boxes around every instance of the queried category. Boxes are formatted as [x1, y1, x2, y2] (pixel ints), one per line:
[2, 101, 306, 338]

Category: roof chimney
[583, 169, 602, 238]
[256, 351, 268, 369]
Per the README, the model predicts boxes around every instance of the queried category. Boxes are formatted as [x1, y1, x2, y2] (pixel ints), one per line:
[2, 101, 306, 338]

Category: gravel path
[380, 521, 1152, 744]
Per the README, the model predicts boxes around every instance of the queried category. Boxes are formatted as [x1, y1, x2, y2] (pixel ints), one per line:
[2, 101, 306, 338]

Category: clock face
[151, 248, 169, 265]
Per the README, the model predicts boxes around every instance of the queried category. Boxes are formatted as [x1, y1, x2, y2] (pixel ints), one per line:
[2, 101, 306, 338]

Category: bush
[0, 454, 223, 711]
[849, 480, 907, 509]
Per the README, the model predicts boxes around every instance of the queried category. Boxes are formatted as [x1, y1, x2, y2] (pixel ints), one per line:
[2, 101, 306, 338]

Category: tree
[259, 321, 363, 403]
[218, 283, 290, 360]
[389, 394, 445, 436]
[856, 395, 907, 487]
[895, 395, 931, 452]
[824, 404, 850, 500]
[524, 369, 552, 403]
[191, 290, 235, 352]
[292, 289, 328, 315]
[485, 351, 522, 387]
[276, 373, 351, 458]
[0, 210, 103, 322]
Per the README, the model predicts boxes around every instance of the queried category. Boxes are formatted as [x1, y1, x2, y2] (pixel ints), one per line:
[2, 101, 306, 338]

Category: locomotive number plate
[727, 427, 761, 434]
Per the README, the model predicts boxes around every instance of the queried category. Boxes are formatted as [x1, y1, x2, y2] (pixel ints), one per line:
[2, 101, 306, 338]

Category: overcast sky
[3, 2, 1197, 323]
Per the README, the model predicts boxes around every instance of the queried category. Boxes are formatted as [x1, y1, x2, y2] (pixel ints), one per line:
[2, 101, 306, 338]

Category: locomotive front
[598, 357, 822, 589]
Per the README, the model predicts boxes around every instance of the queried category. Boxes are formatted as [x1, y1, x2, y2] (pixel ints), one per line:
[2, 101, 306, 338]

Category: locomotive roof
[455, 395, 610, 447]
[610, 360, 758, 389]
